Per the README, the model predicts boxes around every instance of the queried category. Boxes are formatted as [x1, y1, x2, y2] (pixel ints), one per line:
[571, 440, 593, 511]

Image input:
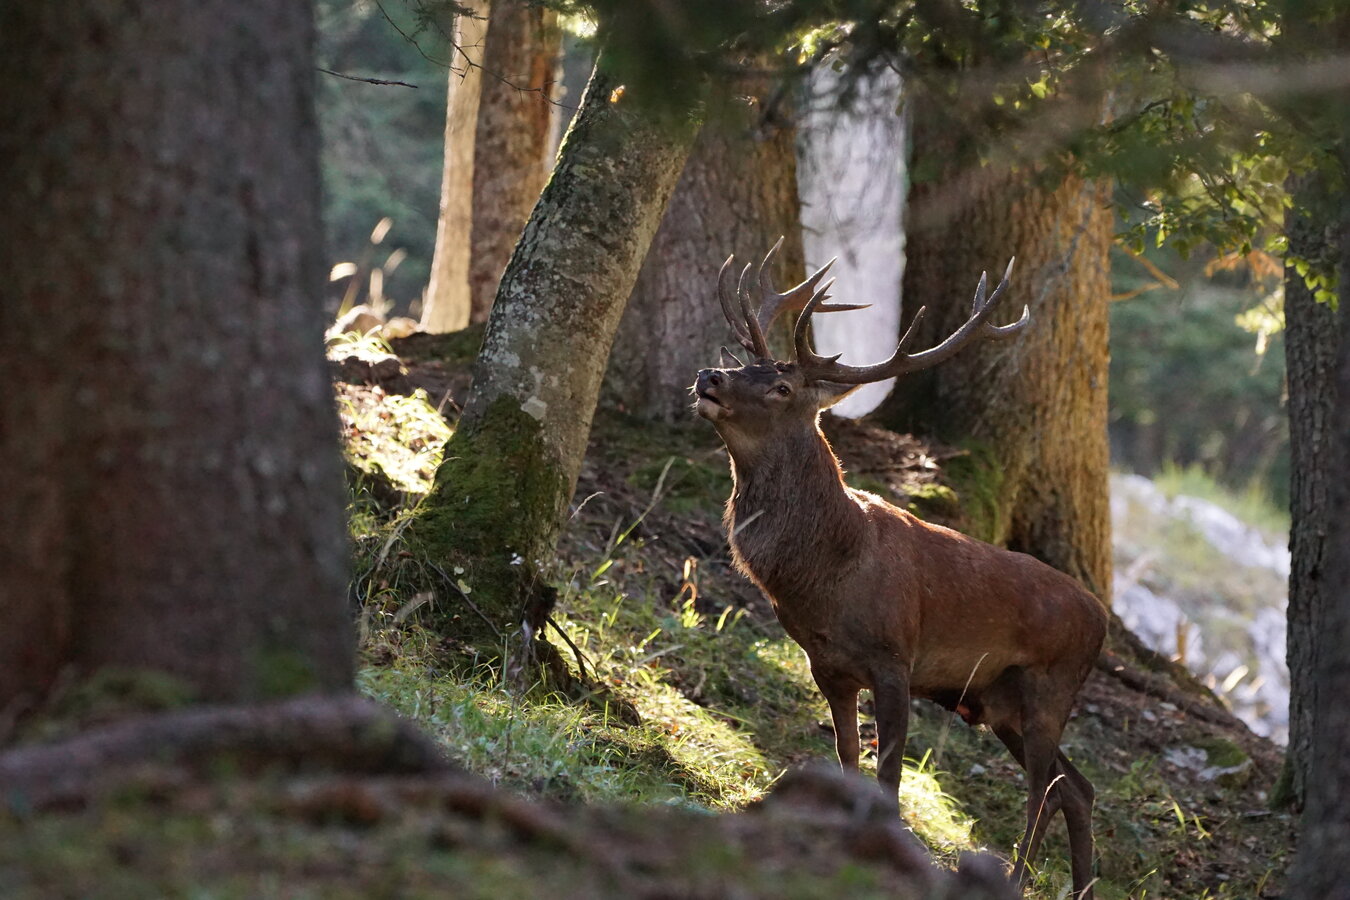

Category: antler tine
[793, 280, 843, 368]
[980, 258, 1027, 339]
[717, 255, 757, 355]
[796, 258, 1025, 385]
[737, 261, 771, 359]
[751, 236, 848, 335]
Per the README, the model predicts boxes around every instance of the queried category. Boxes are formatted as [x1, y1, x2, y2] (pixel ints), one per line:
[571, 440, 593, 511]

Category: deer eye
[774, 384, 791, 396]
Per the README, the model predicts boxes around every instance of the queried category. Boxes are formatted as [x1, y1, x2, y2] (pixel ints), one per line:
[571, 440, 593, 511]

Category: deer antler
[718, 236, 863, 359]
[793, 257, 1027, 384]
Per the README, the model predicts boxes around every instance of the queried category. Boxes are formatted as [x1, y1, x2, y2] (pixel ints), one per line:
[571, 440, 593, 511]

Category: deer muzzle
[694, 369, 729, 420]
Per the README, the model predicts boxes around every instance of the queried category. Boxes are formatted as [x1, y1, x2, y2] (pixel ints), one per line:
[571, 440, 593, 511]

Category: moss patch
[939, 443, 1008, 544]
[408, 395, 569, 647]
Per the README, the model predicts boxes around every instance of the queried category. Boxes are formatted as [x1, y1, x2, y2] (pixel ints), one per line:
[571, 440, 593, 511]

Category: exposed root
[0, 693, 451, 812]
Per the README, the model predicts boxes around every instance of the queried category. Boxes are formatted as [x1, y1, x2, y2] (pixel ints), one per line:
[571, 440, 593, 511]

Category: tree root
[0, 693, 451, 812]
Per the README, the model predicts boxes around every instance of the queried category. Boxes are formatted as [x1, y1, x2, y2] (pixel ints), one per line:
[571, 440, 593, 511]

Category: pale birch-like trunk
[469, 1, 557, 322]
[421, 3, 490, 333]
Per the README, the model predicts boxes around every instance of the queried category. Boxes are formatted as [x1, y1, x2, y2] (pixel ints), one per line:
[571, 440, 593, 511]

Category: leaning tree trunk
[422, 1, 558, 332]
[1277, 173, 1339, 812]
[874, 112, 1113, 601]
[604, 82, 805, 422]
[410, 62, 702, 680]
[0, 1, 353, 714]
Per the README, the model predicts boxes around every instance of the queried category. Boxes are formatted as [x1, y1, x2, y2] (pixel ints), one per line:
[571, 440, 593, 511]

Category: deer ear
[814, 381, 861, 409]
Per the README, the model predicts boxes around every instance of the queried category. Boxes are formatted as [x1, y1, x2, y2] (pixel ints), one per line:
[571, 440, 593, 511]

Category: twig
[546, 615, 594, 682]
[317, 67, 419, 89]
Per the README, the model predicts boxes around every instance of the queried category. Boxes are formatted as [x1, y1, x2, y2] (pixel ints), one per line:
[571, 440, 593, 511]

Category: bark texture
[469, 1, 558, 323]
[606, 94, 805, 422]
[423, 1, 558, 332]
[0, 2, 353, 713]
[1278, 173, 1339, 812]
[1288, 166, 1350, 900]
[413, 64, 701, 668]
[421, 3, 491, 333]
[874, 118, 1113, 601]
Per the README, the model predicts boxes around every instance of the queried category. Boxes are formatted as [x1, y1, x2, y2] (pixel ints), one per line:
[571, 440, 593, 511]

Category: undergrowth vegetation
[339, 358, 1293, 899]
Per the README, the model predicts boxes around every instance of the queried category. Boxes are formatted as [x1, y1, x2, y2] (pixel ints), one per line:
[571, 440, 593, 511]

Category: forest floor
[1, 331, 1297, 899]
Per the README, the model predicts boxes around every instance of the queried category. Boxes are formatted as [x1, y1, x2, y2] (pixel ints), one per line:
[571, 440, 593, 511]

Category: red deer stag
[693, 240, 1107, 899]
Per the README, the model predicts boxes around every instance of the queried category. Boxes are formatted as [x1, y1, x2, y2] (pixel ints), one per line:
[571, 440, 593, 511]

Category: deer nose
[696, 369, 720, 392]
[707, 371, 723, 386]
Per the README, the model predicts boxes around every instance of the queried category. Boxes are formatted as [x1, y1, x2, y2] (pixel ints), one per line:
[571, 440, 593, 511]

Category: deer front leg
[816, 675, 860, 770]
[872, 674, 911, 809]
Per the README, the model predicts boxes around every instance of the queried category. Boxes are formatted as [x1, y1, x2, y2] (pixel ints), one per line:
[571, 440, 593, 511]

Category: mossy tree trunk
[422, 1, 558, 332]
[605, 80, 805, 422]
[1278, 173, 1339, 811]
[412, 62, 702, 680]
[0, 1, 353, 715]
[873, 107, 1113, 602]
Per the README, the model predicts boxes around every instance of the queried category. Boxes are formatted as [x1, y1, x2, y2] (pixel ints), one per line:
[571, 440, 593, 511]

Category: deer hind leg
[1055, 750, 1096, 900]
[1003, 667, 1081, 891]
[992, 723, 1094, 898]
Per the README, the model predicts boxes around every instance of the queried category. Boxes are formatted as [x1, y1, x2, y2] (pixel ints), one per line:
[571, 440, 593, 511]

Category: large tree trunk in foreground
[1288, 155, 1350, 899]
[874, 113, 1113, 601]
[412, 63, 701, 678]
[1277, 173, 1339, 812]
[0, 1, 352, 715]
[422, 1, 558, 332]
[605, 88, 804, 421]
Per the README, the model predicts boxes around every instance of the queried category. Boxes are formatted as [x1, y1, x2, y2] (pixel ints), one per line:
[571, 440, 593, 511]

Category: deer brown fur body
[694, 242, 1107, 899]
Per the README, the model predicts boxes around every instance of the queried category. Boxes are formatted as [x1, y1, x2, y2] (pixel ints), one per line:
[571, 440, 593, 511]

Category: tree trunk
[0, 1, 352, 715]
[422, 1, 559, 332]
[873, 114, 1113, 601]
[421, 2, 490, 333]
[469, 1, 558, 323]
[1287, 170, 1350, 899]
[1276, 173, 1339, 811]
[411, 62, 702, 678]
[605, 90, 804, 422]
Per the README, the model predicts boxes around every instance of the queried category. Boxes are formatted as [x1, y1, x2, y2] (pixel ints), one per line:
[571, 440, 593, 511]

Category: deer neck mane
[724, 419, 864, 595]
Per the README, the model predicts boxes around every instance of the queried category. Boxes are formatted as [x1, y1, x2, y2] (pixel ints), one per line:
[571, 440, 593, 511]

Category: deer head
[695, 237, 1027, 463]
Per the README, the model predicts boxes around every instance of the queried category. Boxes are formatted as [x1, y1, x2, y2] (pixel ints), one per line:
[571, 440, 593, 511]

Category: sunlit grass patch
[338, 386, 452, 495]
[896, 752, 978, 857]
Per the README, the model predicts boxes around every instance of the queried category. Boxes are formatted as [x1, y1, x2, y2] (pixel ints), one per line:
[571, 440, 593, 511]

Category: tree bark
[421, 2, 491, 333]
[1277, 173, 1339, 812]
[469, 0, 558, 323]
[1287, 142, 1350, 898]
[422, 1, 558, 333]
[0, 1, 353, 715]
[411, 62, 702, 676]
[605, 91, 805, 422]
[873, 114, 1113, 601]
